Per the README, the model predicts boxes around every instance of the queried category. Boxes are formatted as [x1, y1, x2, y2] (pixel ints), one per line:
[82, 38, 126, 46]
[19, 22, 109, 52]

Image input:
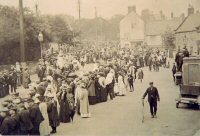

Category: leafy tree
[162, 27, 176, 49]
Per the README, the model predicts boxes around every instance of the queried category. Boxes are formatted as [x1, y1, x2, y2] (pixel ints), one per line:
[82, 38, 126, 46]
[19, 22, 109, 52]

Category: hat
[149, 82, 153, 85]
[18, 103, 25, 108]
[11, 92, 19, 97]
[46, 86, 51, 91]
[2, 102, 9, 107]
[46, 93, 54, 98]
[4, 99, 12, 103]
[13, 98, 21, 104]
[36, 81, 40, 84]
[98, 72, 105, 76]
[0, 107, 9, 112]
[34, 93, 41, 98]
[10, 107, 17, 112]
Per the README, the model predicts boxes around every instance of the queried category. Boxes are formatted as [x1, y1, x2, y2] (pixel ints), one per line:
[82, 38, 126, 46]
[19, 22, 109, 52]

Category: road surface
[55, 64, 200, 136]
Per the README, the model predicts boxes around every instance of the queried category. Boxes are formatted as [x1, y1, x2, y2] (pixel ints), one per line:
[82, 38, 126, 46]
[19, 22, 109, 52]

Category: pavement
[1, 63, 200, 136]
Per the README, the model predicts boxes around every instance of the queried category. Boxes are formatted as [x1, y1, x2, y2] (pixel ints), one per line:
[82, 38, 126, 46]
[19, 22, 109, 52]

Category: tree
[162, 28, 176, 49]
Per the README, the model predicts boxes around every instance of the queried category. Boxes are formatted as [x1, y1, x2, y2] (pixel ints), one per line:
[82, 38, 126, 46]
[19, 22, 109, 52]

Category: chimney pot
[128, 6, 136, 14]
[188, 4, 194, 16]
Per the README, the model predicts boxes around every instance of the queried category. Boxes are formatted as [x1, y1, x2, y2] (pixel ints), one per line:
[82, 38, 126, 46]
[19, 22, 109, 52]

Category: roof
[176, 13, 200, 33]
[120, 11, 143, 24]
[145, 17, 184, 36]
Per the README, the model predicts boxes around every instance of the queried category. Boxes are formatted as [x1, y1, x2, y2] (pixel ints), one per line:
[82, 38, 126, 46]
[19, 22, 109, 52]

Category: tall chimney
[128, 6, 136, 14]
[188, 4, 194, 16]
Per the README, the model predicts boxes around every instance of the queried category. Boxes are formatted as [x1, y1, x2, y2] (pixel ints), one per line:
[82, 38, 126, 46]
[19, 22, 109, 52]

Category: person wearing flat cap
[9, 106, 20, 135]
[18, 103, 33, 135]
[0, 107, 11, 135]
[142, 82, 160, 118]
[29, 95, 44, 135]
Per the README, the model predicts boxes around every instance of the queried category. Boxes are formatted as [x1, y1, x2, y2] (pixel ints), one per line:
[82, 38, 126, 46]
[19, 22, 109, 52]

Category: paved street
[55, 64, 200, 136]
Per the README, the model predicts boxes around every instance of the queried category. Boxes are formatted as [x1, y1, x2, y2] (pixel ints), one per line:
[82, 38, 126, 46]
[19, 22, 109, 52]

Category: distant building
[175, 13, 200, 55]
[120, 6, 145, 47]
[145, 17, 183, 48]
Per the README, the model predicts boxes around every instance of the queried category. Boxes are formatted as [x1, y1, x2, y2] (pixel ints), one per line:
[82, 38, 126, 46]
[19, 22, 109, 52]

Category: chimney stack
[128, 6, 136, 14]
[171, 12, 174, 18]
[188, 4, 194, 16]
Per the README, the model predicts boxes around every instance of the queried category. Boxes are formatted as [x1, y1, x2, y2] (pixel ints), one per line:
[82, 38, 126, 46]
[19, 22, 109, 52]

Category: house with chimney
[175, 5, 200, 55]
[145, 17, 184, 48]
[120, 6, 145, 47]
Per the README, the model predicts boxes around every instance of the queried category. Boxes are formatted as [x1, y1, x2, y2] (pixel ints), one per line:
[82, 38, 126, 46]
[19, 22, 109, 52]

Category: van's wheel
[176, 102, 179, 108]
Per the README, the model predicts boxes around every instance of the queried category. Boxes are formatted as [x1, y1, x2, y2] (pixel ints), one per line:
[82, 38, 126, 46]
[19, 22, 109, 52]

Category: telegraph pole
[19, 0, 25, 62]
[78, 0, 81, 43]
[95, 7, 98, 44]
[35, 2, 39, 17]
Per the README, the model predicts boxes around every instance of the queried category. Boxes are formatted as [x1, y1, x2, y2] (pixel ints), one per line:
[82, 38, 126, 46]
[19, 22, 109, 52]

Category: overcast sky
[1, 0, 200, 19]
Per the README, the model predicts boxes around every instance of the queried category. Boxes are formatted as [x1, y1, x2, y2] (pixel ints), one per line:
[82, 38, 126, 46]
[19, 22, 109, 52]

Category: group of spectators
[0, 42, 169, 135]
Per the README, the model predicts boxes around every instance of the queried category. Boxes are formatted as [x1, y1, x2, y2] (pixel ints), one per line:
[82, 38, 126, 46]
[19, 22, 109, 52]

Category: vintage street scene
[0, 0, 200, 135]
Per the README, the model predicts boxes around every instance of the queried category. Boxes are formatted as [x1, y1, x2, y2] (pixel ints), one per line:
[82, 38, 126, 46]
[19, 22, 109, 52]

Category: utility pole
[19, 0, 25, 62]
[35, 2, 39, 17]
[78, 0, 81, 43]
[95, 7, 98, 44]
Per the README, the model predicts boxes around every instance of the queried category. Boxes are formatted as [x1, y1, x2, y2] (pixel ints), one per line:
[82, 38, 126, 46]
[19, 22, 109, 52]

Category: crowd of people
[0, 42, 170, 135]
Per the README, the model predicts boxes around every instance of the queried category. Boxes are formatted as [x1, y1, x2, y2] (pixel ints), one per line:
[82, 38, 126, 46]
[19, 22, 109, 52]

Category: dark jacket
[47, 101, 60, 127]
[18, 109, 33, 131]
[29, 103, 44, 125]
[143, 87, 160, 102]
[0, 116, 18, 135]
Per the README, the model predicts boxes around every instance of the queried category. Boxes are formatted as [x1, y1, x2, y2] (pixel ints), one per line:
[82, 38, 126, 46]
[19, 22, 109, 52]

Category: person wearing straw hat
[38, 96, 51, 136]
[79, 81, 91, 118]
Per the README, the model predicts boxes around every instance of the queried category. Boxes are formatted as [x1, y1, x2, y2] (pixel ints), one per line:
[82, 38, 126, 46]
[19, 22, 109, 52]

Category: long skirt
[100, 87, 107, 102]
[88, 96, 97, 105]
[0, 86, 4, 98]
[59, 101, 71, 123]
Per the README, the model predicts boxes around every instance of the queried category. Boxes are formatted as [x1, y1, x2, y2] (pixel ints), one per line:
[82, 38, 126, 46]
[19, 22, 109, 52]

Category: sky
[1, 0, 200, 19]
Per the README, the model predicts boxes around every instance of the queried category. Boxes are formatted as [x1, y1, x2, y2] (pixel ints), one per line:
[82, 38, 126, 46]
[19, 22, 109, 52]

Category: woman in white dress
[39, 96, 51, 136]
[118, 72, 126, 96]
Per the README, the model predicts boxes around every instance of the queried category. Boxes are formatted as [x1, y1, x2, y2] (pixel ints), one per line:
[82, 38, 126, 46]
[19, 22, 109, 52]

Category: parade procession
[0, 0, 200, 136]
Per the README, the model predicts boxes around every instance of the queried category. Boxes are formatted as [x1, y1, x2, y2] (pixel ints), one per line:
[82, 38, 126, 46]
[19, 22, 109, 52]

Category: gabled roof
[175, 13, 200, 33]
[145, 17, 183, 36]
[120, 11, 143, 24]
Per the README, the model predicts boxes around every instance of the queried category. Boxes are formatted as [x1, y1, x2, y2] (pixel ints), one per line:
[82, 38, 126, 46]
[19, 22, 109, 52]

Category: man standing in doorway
[142, 82, 160, 118]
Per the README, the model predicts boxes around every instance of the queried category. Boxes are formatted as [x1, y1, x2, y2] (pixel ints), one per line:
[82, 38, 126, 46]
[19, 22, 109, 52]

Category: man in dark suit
[142, 82, 160, 118]
[29, 98, 44, 135]
[18, 104, 33, 135]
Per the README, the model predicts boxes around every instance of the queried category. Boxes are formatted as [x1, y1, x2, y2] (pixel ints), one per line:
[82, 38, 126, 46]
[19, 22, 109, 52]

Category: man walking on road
[142, 82, 160, 118]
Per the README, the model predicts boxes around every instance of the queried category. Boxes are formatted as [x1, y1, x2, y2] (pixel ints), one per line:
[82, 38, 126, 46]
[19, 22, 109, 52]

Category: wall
[120, 12, 145, 47]
[145, 35, 162, 48]
[176, 31, 200, 55]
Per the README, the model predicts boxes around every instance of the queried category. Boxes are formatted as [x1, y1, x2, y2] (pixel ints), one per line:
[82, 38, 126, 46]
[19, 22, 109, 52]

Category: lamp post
[38, 32, 43, 59]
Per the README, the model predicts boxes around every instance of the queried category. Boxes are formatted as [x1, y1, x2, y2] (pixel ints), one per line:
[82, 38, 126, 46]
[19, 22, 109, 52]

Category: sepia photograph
[0, 0, 200, 135]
